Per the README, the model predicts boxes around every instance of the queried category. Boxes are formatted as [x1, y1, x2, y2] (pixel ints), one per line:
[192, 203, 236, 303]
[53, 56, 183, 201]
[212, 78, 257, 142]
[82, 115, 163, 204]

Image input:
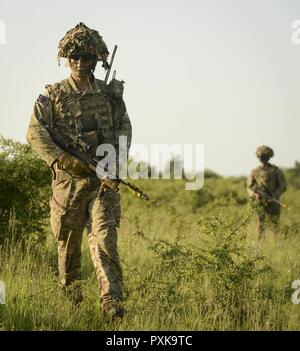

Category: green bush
[285, 162, 300, 189]
[134, 214, 272, 327]
[0, 136, 51, 245]
[193, 177, 248, 210]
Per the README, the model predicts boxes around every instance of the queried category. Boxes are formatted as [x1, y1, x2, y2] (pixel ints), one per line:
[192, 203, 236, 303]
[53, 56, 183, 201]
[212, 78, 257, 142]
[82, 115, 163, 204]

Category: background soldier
[247, 146, 286, 239]
[26, 23, 132, 319]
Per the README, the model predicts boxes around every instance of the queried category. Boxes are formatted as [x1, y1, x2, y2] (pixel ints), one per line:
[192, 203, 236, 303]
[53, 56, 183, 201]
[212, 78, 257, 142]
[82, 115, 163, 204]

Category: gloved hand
[57, 152, 92, 177]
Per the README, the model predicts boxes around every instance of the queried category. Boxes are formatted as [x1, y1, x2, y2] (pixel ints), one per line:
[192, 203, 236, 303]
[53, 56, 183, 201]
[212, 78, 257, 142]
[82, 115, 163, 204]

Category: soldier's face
[69, 54, 97, 79]
[259, 156, 270, 164]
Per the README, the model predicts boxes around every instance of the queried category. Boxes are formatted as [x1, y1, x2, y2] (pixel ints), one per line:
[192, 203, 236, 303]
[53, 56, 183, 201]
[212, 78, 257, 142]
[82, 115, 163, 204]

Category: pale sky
[0, 0, 299, 176]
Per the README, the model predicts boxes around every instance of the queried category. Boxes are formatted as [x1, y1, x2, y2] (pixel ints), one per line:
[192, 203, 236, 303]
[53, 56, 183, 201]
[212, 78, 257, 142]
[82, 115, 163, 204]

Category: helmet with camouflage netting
[57, 22, 109, 67]
[256, 145, 274, 159]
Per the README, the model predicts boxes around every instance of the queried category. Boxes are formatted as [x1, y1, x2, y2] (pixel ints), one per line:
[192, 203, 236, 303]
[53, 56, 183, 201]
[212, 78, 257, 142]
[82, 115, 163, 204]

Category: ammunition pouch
[75, 116, 102, 133]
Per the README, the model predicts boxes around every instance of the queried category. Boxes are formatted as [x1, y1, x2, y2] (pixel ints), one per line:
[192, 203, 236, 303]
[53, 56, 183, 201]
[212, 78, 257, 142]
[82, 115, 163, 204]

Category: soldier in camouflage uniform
[247, 146, 286, 238]
[26, 23, 132, 319]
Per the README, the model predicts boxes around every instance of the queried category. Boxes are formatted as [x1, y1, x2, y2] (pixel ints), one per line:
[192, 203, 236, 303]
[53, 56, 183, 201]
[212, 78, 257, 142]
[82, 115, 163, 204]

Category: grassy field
[0, 176, 300, 331]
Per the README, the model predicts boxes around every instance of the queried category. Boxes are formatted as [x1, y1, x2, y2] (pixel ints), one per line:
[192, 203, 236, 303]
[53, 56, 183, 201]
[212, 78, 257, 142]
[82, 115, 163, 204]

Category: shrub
[0, 136, 51, 245]
[285, 162, 300, 189]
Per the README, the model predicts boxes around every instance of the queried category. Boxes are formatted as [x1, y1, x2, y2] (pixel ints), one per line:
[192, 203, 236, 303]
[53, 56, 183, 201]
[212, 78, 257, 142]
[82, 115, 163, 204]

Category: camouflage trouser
[49, 170, 122, 307]
[257, 202, 280, 239]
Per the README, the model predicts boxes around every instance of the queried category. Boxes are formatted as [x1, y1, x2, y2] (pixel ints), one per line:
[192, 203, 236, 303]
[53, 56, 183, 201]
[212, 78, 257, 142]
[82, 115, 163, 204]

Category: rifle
[37, 116, 149, 201]
[252, 186, 289, 209]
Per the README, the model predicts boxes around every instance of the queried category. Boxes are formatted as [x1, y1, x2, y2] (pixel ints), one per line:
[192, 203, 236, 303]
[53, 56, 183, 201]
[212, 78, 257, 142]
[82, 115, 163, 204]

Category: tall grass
[0, 178, 300, 330]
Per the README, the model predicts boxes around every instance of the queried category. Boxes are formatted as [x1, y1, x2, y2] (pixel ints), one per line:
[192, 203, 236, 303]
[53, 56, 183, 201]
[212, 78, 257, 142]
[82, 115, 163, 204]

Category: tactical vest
[46, 78, 124, 154]
[253, 165, 280, 195]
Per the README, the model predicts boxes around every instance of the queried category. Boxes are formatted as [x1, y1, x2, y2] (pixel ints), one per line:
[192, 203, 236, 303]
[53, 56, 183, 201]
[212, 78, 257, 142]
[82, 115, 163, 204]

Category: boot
[102, 300, 125, 320]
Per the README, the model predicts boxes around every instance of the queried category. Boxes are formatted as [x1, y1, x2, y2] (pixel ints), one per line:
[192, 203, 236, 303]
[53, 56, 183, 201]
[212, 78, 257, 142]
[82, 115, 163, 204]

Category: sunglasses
[69, 54, 96, 61]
